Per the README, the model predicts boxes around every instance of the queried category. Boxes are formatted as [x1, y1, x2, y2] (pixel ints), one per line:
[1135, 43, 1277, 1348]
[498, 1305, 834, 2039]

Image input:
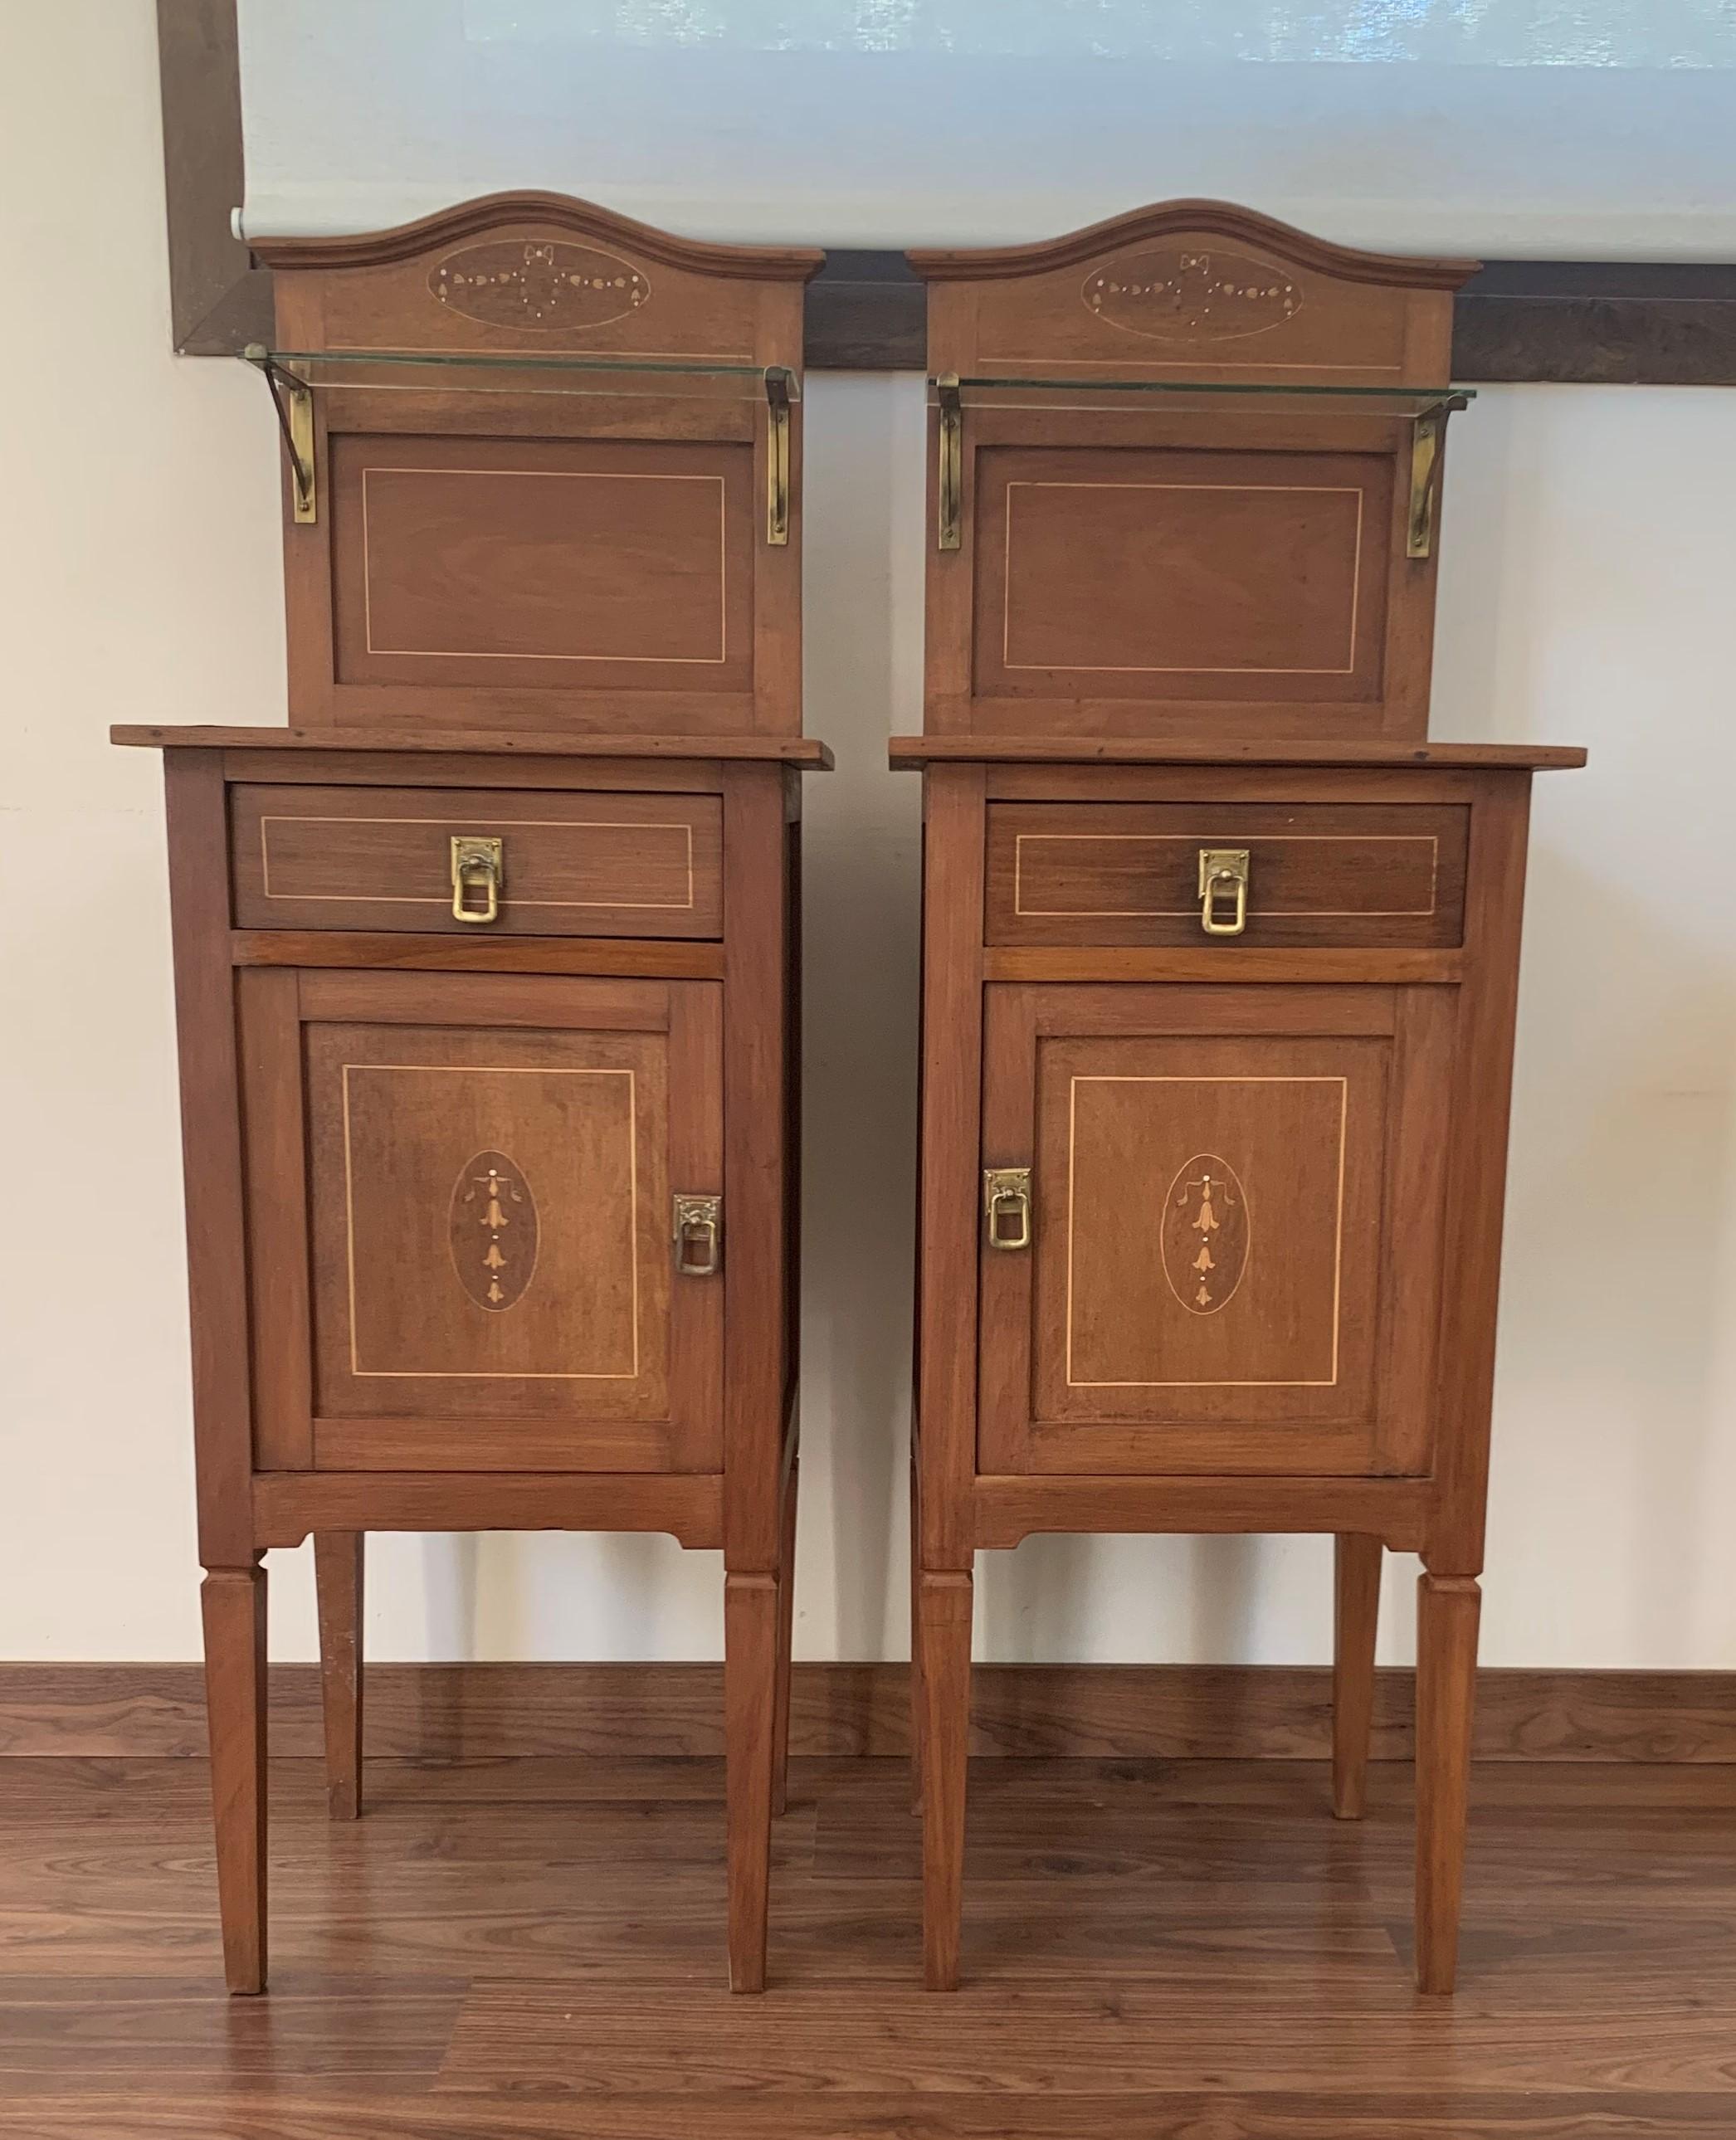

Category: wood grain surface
[3, 1662, 1736, 1763]
[229, 785, 724, 938]
[1, 1750, 1734, 2133]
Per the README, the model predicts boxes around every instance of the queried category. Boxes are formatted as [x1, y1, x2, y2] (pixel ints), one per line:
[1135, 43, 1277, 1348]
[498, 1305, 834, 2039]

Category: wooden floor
[1, 1752, 1733, 2136]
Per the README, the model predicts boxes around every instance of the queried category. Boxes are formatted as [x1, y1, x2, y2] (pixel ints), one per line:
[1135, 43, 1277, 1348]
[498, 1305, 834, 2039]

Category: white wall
[2, 3, 1733, 1670]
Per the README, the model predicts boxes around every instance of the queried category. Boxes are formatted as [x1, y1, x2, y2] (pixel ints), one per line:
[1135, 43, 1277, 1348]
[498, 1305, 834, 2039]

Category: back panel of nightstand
[911, 202, 1474, 744]
[258, 195, 820, 739]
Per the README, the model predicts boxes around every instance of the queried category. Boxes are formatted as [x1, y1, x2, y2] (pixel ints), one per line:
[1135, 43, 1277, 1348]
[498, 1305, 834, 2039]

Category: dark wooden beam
[156, 0, 271, 354]
[803, 250, 927, 369]
[1452, 261, 1736, 385]
[158, 6, 1736, 383]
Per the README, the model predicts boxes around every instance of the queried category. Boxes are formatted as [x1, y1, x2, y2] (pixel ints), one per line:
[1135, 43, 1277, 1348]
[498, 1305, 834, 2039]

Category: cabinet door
[240, 970, 722, 1474]
[978, 984, 1454, 1478]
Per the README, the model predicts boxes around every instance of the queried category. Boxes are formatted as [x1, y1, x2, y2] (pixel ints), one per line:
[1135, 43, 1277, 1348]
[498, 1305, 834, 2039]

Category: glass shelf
[245, 347, 797, 402]
[929, 377, 1469, 558]
[240, 349, 797, 534]
[930, 374, 1470, 418]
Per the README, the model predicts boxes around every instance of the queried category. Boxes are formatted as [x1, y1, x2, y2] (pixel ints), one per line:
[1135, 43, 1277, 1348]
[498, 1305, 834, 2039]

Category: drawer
[985, 802, 1468, 948]
[230, 786, 723, 938]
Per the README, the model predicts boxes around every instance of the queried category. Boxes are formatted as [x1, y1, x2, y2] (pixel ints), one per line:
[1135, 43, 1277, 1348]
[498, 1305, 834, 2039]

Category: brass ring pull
[673, 1193, 723, 1277]
[983, 1167, 1032, 1252]
[1197, 848, 1250, 938]
[451, 836, 504, 925]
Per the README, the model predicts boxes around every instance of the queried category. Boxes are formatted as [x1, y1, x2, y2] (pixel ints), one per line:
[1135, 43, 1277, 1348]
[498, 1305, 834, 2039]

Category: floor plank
[2, 1753, 1734, 2137]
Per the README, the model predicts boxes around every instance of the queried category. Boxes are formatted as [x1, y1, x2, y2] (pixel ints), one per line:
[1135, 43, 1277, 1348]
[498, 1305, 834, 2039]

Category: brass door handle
[451, 836, 504, 924]
[983, 1167, 1032, 1252]
[673, 1193, 722, 1277]
[1197, 848, 1249, 938]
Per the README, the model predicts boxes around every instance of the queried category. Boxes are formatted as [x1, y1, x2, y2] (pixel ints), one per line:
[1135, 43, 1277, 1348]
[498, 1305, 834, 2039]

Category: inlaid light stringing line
[341, 1063, 641, 1380]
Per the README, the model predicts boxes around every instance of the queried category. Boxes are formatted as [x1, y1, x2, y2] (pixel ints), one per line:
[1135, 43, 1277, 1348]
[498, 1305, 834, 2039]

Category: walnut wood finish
[1332, 1534, 1383, 1821]
[229, 785, 724, 938]
[985, 800, 1468, 949]
[313, 1533, 365, 1821]
[12, 1749, 1736, 2133]
[124, 195, 818, 1996]
[125, 729, 816, 1995]
[892, 736, 1584, 771]
[255, 197, 820, 738]
[910, 202, 1477, 743]
[115, 724, 832, 766]
[905, 205, 1578, 1999]
[909, 751, 1560, 1995]
[771, 1456, 799, 1819]
[978, 982, 1453, 1479]
[197, 1566, 267, 1995]
[1417, 1571, 1485, 1993]
[12, 1656, 1736, 1763]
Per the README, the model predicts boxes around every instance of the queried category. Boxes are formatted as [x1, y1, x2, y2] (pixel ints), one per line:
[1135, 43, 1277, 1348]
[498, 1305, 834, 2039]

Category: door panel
[973, 444, 1392, 707]
[240, 969, 722, 1474]
[978, 983, 1453, 1478]
[924, 402, 1435, 743]
[329, 434, 756, 700]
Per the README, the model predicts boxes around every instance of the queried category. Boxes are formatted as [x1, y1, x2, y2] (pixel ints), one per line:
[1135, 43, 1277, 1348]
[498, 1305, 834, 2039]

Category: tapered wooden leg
[1415, 1569, 1482, 1994]
[909, 1466, 926, 1816]
[724, 1570, 777, 1992]
[315, 1532, 365, 1821]
[770, 1463, 798, 1819]
[918, 1567, 973, 1991]
[1332, 1533, 1382, 1821]
[201, 1562, 267, 1995]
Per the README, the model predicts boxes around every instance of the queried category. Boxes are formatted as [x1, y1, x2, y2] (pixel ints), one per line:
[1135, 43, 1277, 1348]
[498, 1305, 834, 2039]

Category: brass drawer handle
[983, 1167, 1032, 1252]
[1197, 848, 1249, 938]
[673, 1193, 722, 1277]
[451, 836, 504, 924]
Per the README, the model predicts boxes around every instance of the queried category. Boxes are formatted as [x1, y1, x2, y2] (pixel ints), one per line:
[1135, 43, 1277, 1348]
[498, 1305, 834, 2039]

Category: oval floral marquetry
[1083, 248, 1301, 343]
[449, 1151, 539, 1313]
[429, 241, 651, 329]
[1160, 1154, 1250, 1317]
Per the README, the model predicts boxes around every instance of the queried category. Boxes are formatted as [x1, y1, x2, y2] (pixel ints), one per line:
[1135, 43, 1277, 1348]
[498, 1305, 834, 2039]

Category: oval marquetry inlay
[449, 1151, 539, 1312]
[1160, 1153, 1250, 1316]
[430, 241, 651, 329]
[1083, 249, 1300, 342]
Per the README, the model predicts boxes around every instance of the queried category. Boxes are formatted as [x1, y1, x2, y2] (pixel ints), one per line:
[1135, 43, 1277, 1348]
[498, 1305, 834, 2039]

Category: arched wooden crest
[259, 191, 821, 363]
[910, 200, 1474, 385]
[256, 195, 822, 738]
[910, 201, 1478, 745]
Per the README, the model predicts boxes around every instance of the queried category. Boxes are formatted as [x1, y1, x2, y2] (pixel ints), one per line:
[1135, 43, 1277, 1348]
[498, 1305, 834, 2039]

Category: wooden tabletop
[889, 735, 1586, 771]
[111, 724, 835, 768]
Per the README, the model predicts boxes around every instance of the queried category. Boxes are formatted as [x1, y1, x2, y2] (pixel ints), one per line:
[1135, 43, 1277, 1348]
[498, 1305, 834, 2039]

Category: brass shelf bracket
[244, 345, 316, 524]
[764, 366, 792, 546]
[937, 373, 963, 550]
[1406, 397, 1467, 560]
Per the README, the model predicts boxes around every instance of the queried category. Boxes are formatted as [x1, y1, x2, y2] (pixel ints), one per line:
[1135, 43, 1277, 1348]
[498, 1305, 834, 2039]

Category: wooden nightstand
[898, 203, 1585, 1995]
[119, 194, 827, 1995]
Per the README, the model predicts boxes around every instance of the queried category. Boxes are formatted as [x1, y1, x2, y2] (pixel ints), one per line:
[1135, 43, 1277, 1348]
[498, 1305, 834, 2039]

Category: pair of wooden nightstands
[122, 193, 1580, 1999]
